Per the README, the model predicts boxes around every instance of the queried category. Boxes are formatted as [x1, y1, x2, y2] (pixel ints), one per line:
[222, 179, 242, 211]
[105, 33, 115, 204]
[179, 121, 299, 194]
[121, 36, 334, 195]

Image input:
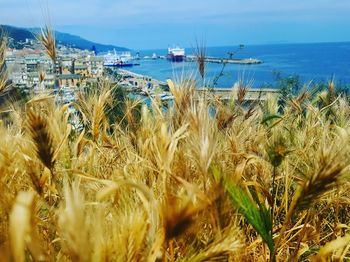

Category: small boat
[152, 53, 157, 59]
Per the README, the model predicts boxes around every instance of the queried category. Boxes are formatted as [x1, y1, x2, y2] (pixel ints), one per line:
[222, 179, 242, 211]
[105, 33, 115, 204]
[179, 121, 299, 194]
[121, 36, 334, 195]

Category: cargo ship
[167, 47, 185, 62]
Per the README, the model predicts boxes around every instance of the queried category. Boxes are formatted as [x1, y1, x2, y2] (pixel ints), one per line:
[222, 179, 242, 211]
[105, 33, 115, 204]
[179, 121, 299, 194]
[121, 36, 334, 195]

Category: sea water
[127, 42, 350, 88]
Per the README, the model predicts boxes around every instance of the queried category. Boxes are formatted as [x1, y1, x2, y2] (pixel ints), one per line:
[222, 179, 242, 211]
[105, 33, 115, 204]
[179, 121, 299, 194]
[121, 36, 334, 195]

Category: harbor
[108, 46, 268, 102]
[104, 46, 263, 67]
[136, 54, 263, 65]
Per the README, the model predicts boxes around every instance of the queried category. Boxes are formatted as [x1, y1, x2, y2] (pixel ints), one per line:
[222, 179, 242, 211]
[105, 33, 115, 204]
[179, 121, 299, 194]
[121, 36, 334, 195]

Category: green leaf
[209, 165, 222, 183]
[261, 114, 282, 126]
[225, 183, 274, 255]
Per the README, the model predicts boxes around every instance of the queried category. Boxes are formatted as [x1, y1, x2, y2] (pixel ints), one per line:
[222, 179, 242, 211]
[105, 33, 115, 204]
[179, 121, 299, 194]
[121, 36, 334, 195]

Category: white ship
[167, 46, 185, 62]
[104, 50, 134, 67]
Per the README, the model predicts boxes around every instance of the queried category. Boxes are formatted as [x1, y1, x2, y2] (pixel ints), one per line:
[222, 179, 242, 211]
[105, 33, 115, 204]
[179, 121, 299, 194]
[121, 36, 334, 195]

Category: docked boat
[167, 46, 185, 62]
[151, 93, 174, 101]
[159, 93, 174, 101]
[104, 50, 134, 67]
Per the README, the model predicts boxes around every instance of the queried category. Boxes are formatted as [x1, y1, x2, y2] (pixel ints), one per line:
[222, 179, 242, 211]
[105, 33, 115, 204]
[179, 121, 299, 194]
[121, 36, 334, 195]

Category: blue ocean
[127, 42, 350, 88]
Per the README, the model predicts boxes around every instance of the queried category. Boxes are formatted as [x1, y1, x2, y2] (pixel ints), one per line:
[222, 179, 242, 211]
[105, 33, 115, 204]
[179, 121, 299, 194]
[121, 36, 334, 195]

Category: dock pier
[185, 56, 263, 65]
[194, 87, 279, 101]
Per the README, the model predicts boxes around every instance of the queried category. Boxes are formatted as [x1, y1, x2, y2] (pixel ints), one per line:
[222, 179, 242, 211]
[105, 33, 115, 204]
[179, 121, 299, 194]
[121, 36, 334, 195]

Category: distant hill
[0, 25, 129, 53]
[0, 25, 33, 42]
[53, 31, 129, 52]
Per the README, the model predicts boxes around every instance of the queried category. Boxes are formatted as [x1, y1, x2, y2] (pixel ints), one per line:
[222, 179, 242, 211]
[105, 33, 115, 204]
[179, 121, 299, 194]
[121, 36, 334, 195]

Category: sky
[1, 0, 350, 49]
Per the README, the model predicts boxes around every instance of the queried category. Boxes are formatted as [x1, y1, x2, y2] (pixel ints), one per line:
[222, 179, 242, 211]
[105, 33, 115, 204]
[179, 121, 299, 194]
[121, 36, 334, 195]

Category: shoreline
[116, 68, 169, 93]
[115, 68, 280, 102]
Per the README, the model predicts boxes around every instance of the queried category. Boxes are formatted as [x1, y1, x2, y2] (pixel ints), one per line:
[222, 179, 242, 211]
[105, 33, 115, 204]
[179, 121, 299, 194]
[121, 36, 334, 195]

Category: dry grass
[37, 26, 59, 89]
[2, 51, 350, 261]
[195, 39, 206, 80]
[38, 26, 56, 62]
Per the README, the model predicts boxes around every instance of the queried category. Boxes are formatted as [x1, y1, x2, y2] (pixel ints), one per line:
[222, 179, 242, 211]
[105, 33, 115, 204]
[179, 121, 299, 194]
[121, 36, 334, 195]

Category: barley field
[1, 31, 350, 262]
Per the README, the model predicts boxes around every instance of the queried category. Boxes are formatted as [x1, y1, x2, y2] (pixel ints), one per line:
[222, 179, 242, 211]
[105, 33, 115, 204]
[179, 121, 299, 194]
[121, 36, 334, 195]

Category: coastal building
[74, 65, 89, 78]
[61, 57, 73, 68]
[87, 56, 104, 78]
[27, 72, 55, 89]
[7, 45, 161, 93]
[5, 39, 104, 91]
[11, 71, 27, 86]
[6, 52, 54, 88]
[58, 74, 81, 87]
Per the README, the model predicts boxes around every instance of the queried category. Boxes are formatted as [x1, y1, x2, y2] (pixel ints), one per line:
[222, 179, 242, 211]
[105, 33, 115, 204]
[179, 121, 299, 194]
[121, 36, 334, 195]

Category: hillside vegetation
[0, 25, 128, 52]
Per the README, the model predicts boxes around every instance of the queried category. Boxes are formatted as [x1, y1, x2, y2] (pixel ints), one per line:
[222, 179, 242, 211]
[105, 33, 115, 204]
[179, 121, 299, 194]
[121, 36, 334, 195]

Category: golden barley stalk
[38, 26, 56, 62]
[27, 109, 55, 171]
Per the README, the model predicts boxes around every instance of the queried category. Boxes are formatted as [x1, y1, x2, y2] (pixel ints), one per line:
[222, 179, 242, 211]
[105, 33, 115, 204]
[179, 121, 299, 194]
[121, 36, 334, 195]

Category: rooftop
[58, 74, 81, 80]
[75, 65, 88, 70]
